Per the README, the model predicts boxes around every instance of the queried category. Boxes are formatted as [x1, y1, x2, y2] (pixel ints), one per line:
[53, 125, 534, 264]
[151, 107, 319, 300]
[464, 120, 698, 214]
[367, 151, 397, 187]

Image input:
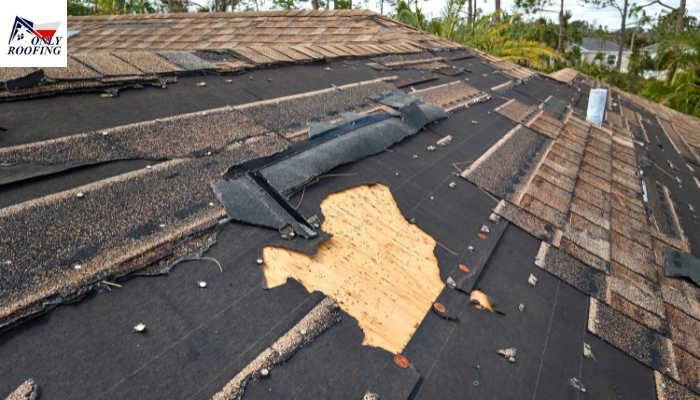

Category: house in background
[568, 37, 632, 72]
[640, 42, 695, 79]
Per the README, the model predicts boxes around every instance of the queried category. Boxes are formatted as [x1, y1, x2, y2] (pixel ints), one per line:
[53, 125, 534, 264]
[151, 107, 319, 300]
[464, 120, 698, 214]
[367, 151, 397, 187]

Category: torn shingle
[664, 248, 700, 288]
[254, 103, 445, 196]
[211, 175, 318, 239]
[42, 57, 102, 80]
[610, 293, 670, 336]
[562, 214, 610, 261]
[526, 175, 572, 214]
[520, 194, 567, 228]
[536, 164, 576, 193]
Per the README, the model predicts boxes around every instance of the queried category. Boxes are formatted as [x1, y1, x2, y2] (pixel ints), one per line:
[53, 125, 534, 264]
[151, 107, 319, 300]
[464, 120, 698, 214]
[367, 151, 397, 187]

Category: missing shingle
[263, 184, 444, 354]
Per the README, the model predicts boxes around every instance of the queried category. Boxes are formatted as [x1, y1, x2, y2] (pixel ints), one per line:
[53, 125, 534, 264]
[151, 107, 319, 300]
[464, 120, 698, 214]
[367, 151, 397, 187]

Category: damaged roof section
[262, 184, 444, 354]
[0, 135, 288, 331]
[215, 88, 447, 238]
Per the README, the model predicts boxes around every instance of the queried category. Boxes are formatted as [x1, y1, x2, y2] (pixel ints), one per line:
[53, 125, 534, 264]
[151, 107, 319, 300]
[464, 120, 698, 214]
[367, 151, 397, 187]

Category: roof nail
[467, 246, 474, 251]
[256, 259, 263, 265]
[76, 192, 84, 198]
[260, 368, 269, 376]
[198, 281, 207, 288]
[134, 323, 146, 332]
[74, 265, 82, 270]
[519, 304, 524, 311]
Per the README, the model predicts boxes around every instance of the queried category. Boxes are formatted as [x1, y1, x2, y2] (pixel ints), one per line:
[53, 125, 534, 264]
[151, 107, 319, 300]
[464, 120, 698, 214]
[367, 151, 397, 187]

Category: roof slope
[2, 10, 700, 400]
[578, 37, 630, 52]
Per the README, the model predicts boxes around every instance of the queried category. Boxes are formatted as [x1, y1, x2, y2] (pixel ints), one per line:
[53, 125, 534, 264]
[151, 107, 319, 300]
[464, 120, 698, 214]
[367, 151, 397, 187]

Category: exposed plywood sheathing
[263, 184, 444, 354]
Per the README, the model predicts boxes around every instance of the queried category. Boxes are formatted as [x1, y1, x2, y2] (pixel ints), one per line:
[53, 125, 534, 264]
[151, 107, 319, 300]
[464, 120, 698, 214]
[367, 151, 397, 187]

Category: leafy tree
[95, 0, 157, 14]
[514, 0, 567, 52]
[455, 11, 562, 69]
[635, 0, 686, 35]
[394, 0, 427, 29]
[68, 0, 94, 15]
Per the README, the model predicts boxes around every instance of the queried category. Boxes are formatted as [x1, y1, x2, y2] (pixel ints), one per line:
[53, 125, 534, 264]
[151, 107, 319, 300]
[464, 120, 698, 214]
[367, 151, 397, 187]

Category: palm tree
[394, 0, 427, 30]
[642, 31, 700, 117]
[454, 11, 563, 69]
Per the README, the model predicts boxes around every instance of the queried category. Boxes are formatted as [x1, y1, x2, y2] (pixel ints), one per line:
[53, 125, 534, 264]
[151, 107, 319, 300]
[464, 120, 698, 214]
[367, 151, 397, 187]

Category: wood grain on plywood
[263, 184, 444, 354]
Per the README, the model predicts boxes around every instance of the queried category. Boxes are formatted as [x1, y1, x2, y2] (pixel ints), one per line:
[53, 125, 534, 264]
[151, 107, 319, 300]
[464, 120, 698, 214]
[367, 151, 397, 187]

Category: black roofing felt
[0, 54, 669, 400]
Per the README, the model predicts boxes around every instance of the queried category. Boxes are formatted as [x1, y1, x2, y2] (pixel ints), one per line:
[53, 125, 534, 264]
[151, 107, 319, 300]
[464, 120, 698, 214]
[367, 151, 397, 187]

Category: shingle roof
[2, 10, 700, 400]
[577, 37, 630, 52]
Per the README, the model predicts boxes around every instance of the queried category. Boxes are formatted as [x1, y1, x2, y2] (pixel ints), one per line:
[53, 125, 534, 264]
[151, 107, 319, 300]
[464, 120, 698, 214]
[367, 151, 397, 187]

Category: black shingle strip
[664, 247, 700, 288]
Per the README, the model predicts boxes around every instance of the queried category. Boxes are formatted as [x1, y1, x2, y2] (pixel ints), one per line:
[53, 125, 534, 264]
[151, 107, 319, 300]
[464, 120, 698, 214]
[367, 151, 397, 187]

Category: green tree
[515, 0, 567, 52]
[394, 0, 427, 29]
[455, 11, 563, 69]
[68, 0, 94, 15]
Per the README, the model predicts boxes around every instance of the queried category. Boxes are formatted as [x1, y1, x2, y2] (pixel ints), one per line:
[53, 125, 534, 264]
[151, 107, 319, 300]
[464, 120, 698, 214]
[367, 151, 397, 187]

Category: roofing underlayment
[2, 12, 700, 400]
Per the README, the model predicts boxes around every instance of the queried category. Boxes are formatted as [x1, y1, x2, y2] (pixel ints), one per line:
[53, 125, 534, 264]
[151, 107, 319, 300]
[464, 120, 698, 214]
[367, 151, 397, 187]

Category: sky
[359, 0, 700, 31]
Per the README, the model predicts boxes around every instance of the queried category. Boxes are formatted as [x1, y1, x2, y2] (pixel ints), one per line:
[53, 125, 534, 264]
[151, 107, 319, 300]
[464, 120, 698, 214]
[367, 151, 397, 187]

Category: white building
[640, 43, 694, 79]
[568, 38, 632, 72]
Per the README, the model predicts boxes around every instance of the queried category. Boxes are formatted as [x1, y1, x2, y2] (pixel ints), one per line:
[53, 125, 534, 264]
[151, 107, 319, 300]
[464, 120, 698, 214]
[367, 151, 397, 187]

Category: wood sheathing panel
[263, 184, 444, 354]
